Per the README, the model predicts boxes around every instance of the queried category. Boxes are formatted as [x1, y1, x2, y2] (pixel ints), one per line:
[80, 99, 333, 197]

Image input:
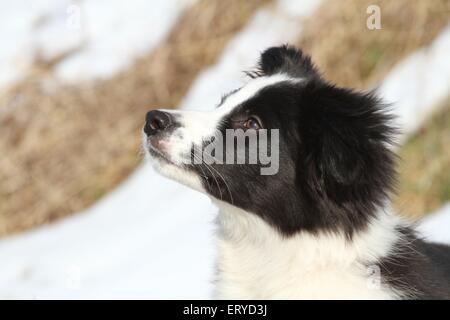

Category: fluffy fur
[143, 45, 450, 299]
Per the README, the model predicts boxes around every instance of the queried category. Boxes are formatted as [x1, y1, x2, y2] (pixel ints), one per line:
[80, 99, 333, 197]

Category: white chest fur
[214, 201, 402, 299]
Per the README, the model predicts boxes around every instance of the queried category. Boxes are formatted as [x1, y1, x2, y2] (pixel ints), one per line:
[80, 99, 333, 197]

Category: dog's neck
[213, 200, 403, 299]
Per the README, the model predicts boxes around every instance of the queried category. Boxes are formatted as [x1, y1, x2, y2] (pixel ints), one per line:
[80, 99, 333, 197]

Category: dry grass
[394, 99, 450, 220]
[296, 0, 450, 88]
[0, 0, 269, 236]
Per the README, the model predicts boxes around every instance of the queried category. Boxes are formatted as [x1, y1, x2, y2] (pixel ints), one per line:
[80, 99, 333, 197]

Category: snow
[1, 1, 450, 299]
[0, 165, 216, 299]
[0, 0, 194, 90]
[0, 0, 61, 88]
[417, 203, 450, 245]
[379, 23, 450, 140]
[55, 0, 195, 82]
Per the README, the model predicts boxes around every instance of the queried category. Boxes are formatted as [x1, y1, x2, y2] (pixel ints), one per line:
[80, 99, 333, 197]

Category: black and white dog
[143, 45, 450, 299]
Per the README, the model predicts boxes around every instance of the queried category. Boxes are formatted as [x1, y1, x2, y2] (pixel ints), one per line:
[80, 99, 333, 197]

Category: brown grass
[394, 98, 450, 220]
[296, 0, 450, 88]
[0, 0, 269, 236]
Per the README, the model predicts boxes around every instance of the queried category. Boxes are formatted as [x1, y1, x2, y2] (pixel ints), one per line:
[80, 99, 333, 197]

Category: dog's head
[143, 45, 397, 237]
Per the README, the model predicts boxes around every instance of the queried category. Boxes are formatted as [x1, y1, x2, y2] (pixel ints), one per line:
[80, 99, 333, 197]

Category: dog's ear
[301, 84, 397, 203]
[319, 129, 365, 187]
[258, 45, 319, 78]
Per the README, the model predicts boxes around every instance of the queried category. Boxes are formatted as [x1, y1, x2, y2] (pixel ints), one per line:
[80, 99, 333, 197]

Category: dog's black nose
[144, 110, 172, 136]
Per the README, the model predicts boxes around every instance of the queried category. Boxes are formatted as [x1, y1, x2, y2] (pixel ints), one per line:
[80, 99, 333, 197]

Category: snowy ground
[418, 203, 450, 246]
[0, 0, 194, 89]
[0, 1, 449, 299]
[379, 23, 450, 141]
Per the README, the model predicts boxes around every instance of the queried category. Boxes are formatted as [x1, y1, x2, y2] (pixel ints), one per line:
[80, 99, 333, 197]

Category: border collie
[143, 45, 450, 299]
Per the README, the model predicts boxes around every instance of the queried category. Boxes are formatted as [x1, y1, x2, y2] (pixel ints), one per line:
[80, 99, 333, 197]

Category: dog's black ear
[320, 130, 365, 187]
[301, 84, 397, 203]
[258, 45, 318, 78]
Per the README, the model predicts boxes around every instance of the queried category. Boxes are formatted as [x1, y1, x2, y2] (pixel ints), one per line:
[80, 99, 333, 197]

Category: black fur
[194, 45, 397, 238]
[247, 45, 319, 79]
[379, 227, 450, 299]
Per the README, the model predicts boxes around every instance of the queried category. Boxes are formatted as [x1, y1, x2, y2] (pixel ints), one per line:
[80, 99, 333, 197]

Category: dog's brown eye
[244, 117, 262, 130]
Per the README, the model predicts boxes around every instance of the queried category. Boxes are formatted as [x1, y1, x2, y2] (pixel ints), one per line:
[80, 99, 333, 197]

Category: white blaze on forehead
[218, 73, 297, 115]
[163, 74, 299, 163]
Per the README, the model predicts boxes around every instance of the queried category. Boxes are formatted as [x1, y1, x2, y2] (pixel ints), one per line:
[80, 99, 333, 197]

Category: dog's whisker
[192, 149, 223, 201]
[201, 152, 234, 205]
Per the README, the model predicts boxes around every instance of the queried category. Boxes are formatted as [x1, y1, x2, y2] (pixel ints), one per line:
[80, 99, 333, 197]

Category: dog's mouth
[147, 136, 216, 181]
[148, 145, 173, 165]
[145, 136, 178, 167]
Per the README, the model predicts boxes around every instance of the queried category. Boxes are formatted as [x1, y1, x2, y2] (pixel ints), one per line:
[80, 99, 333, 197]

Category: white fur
[214, 200, 403, 299]
[142, 131, 204, 192]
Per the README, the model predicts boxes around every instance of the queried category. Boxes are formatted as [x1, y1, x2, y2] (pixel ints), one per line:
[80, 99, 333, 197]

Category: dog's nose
[144, 110, 172, 136]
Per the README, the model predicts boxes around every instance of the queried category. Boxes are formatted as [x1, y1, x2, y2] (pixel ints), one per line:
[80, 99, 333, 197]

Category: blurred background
[0, 0, 449, 299]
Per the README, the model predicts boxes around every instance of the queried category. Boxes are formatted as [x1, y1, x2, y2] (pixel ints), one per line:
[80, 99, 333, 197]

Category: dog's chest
[215, 238, 395, 299]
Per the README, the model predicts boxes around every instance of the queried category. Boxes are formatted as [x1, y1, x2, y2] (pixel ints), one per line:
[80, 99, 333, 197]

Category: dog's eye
[243, 117, 262, 130]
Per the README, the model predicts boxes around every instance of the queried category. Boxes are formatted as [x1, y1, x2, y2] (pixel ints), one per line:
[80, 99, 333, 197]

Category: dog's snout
[144, 110, 172, 136]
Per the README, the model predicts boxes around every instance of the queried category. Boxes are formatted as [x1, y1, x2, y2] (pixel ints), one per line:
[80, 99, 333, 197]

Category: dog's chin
[147, 145, 176, 167]
[144, 140, 205, 193]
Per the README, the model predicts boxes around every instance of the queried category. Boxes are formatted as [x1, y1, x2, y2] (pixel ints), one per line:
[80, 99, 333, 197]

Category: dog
[143, 45, 450, 299]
